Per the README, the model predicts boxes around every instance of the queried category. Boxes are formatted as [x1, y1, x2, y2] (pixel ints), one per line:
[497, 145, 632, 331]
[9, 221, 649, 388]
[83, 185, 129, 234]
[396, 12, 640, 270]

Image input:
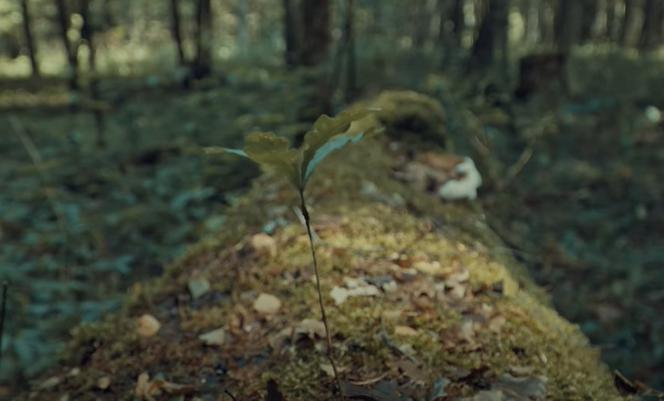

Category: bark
[300, 0, 330, 66]
[344, 0, 357, 102]
[469, 0, 509, 70]
[538, 0, 554, 44]
[451, 0, 465, 46]
[79, 0, 106, 148]
[620, 0, 637, 45]
[283, 0, 299, 67]
[235, 0, 249, 56]
[555, 0, 581, 52]
[193, 0, 213, 79]
[20, 0, 40, 77]
[169, 0, 186, 66]
[579, 0, 600, 43]
[412, 0, 432, 48]
[55, 0, 79, 90]
[604, 0, 617, 41]
[101, 0, 114, 28]
[639, 0, 663, 49]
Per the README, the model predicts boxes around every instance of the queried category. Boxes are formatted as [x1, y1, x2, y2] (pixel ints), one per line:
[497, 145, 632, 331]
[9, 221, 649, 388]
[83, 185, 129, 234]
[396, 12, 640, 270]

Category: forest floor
[1, 50, 663, 393]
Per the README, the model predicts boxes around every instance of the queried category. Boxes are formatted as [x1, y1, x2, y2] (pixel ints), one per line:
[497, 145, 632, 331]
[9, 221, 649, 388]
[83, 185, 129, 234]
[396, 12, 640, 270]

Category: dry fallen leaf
[394, 325, 419, 337]
[135, 372, 196, 401]
[253, 293, 282, 315]
[330, 277, 380, 305]
[39, 376, 61, 390]
[187, 277, 210, 299]
[414, 260, 443, 276]
[97, 376, 111, 390]
[198, 327, 226, 346]
[136, 314, 161, 337]
[250, 233, 277, 258]
[135, 372, 153, 400]
[296, 318, 326, 338]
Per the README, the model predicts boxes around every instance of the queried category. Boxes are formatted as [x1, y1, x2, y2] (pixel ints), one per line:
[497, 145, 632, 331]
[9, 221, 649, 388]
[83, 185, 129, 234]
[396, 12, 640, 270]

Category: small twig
[299, 190, 345, 401]
[9, 117, 66, 232]
[224, 389, 238, 401]
[0, 281, 8, 365]
[499, 145, 534, 191]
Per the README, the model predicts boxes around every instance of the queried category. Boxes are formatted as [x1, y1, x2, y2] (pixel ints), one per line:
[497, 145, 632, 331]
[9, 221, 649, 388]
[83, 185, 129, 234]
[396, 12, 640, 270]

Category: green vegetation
[0, 0, 663, 399]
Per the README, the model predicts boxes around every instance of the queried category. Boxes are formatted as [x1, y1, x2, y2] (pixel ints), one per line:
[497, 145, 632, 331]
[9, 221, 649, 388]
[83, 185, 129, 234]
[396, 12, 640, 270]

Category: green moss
[20, 92, 626, 401]
[353, 90, 447, 147]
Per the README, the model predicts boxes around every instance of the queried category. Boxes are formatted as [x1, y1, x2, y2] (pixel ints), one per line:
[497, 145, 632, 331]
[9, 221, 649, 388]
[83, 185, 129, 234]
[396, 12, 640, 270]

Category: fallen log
[20, 91, 625, 401]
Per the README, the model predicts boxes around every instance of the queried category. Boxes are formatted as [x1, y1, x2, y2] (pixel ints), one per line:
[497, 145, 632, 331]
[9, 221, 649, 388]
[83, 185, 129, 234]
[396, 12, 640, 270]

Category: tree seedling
[222, 108, 380, 399]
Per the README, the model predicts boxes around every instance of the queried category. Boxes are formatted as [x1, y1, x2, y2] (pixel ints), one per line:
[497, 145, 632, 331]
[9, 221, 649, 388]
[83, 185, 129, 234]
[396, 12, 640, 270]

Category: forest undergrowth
[1, 48, 663, 392]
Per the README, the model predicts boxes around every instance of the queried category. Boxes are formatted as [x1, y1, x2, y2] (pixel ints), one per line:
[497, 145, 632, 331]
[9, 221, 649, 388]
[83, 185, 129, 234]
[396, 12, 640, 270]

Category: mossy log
[21, 92, 625, 401]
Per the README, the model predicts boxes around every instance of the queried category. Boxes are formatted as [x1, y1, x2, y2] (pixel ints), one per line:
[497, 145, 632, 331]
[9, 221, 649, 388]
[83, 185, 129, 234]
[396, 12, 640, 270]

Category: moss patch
[19, 93, 626, 401]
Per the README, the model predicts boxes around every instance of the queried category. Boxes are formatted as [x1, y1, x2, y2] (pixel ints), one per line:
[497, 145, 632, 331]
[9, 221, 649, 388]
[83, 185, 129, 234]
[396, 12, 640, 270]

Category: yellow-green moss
[351, 90, 448, 147]
[21, 92, 626, 401]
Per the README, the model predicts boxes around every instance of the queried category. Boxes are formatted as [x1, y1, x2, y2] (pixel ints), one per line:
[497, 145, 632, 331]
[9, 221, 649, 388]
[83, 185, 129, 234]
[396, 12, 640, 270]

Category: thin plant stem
[299, 190, 345, 400]
[0, 281, 8, 366]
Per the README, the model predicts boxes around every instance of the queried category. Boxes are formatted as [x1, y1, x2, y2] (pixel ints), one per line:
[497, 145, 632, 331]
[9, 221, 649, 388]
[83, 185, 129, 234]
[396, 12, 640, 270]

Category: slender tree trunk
[579, 0, 599, 43]
[235, 0, 249, 56]
[55, 0, 79, 90]
[193, 0, 213, 79]
[283, 0, 299, 66]
[169, 0, 186, 66]
[620, 0, 637, 45]
[412, 0, 432, 48]
[451, 0, 464, 46]
[639, 0, 663, 50]
[101, 0, 114, 28]
[555, 0, 581, 52]
[79, 0, 105, 148]
[20, 0, 40, 77]
[604, 0, 617, 41]
[538, 0, 553, 45]
[300, 0, 330, 66]
[470, 0, 509, 70]
[344, 0, 356, 102]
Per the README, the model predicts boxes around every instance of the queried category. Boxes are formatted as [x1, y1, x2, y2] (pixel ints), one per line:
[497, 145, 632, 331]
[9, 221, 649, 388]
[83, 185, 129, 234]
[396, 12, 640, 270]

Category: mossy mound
[19, 92, 625, 401]
[353, 90, 447, 147]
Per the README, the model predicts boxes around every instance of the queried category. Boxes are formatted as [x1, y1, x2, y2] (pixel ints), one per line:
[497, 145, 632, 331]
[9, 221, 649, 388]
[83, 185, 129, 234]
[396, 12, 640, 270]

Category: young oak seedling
[223, 108, 380, 399]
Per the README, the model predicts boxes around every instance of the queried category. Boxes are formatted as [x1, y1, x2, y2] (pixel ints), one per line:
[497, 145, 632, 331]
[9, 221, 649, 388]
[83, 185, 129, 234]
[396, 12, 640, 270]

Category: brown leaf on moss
[253, 293, 282, 315]
[134, 372, 196, 401]
[136, 314, 161, 337]
[250, 233, 277, 258]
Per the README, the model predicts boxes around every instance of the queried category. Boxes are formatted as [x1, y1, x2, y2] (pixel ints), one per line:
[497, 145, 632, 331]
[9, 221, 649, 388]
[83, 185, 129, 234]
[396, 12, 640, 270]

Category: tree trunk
[469, 0, 509, 70]
[20, 0, 40, 77]
[193, 0, 213, 79]
[604, 0, 617, 41]
[169, 0, 186, 66]
[79, 0, 106, 148]
[101, 0, 115, 28]
[451, 0, 465, 46]
[538, 0, 554, 45]
[344, 0, 357, 102]
[412, 0, 432, 48]
[620, 0, 637, 45]
[235, 0, 249, 56]
[55, 0, 79, 90]
[639, 0, 663, 50]
[283, 0, 299, 67]
[555, 0, 581, 52]
[300, 0, 330, 66]
[579, 0, 599, 43]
